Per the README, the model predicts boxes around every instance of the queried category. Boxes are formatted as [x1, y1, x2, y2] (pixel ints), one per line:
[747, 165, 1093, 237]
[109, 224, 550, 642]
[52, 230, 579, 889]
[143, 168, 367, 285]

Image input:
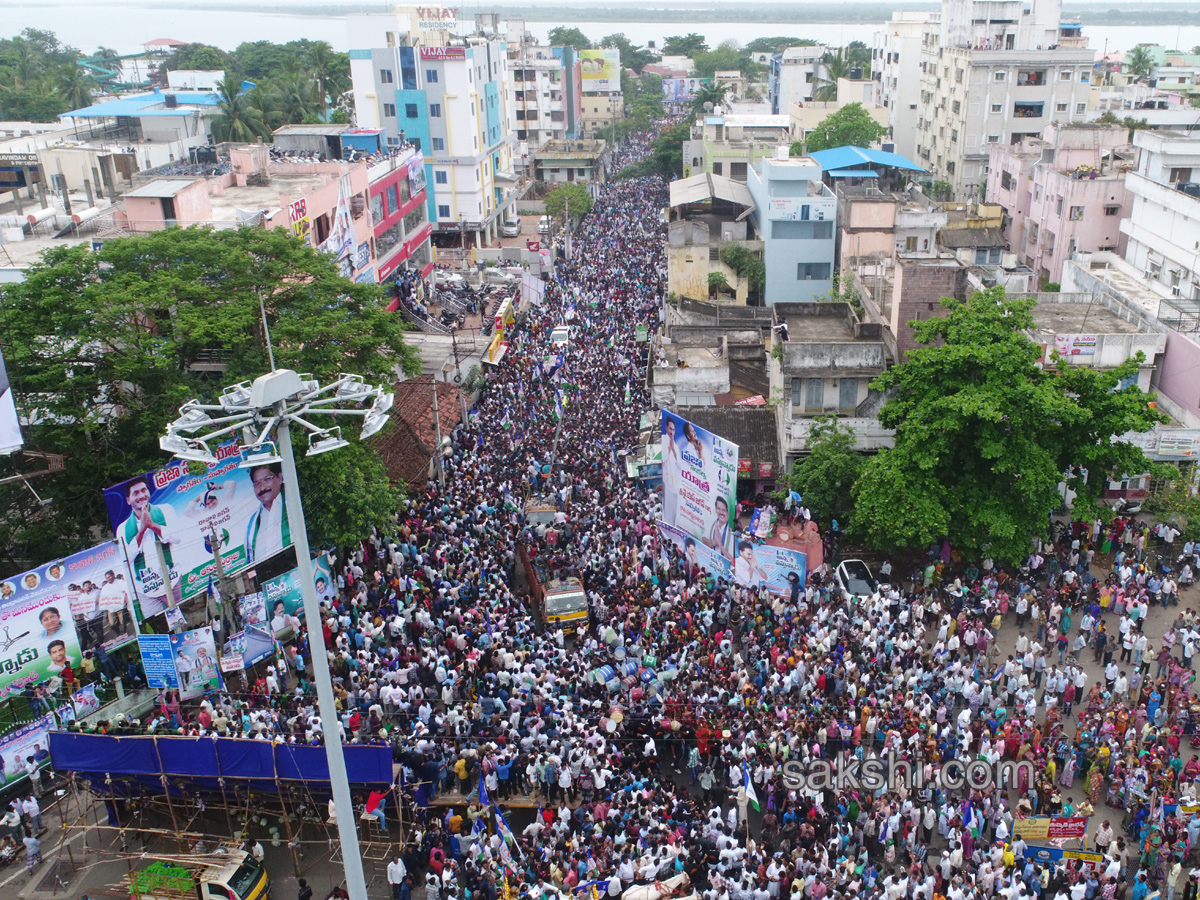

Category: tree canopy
[802, 103, 888, 153]
[785, 415, 864, 531]
[548, 27, 593, 50]
[0, 227, 419, 571]
[544, 183, 594, 220]
[744, 37, 816, 55]
[853, 289, 1166, 563]
[662, 33, 709, 57]
[617, 122, 690, 180]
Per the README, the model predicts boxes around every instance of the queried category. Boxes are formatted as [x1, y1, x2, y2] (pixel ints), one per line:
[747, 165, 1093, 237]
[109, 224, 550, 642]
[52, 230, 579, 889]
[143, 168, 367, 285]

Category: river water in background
[7, 5, 1200, 57]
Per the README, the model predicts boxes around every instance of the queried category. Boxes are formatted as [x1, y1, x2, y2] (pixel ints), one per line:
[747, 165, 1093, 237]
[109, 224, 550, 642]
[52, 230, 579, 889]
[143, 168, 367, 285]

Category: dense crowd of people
[54, 124, 1200, 900]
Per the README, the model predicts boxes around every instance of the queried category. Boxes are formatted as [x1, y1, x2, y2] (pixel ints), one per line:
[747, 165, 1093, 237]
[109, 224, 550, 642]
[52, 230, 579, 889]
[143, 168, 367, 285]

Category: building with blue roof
[58, 88, 222, 178]
[806, 146, 927, 178]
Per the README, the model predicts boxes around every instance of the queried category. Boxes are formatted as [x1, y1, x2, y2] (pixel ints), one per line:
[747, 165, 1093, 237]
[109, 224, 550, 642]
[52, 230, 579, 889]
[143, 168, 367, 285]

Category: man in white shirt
[387, 856, 407, 900]
[246, 464, 289, 563]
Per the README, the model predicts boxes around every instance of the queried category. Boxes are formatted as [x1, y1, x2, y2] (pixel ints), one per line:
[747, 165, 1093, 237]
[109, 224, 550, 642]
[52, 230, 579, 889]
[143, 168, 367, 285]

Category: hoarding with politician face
[660, 410, 738, 561]
[0, 541, 138, 697]
[104, 443, 294, 618]
[661, 77, 708, 102]
[580, 49, 621, 93]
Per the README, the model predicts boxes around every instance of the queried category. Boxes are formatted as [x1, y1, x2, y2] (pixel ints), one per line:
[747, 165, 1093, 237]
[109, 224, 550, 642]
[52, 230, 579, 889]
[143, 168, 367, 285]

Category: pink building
[986, 124, 1134, 285]
[119, 147, 381, 283]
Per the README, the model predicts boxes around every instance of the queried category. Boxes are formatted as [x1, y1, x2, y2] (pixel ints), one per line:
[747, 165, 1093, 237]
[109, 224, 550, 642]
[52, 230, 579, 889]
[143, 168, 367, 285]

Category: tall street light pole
[158, 368, 393, 900]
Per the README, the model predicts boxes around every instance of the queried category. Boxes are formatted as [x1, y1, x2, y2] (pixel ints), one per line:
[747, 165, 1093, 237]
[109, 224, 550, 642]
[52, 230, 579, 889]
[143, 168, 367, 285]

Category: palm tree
[812, 47, 851, 102]
[211, 75, 269, 143]
[306, 42, 347, 112]
[264, 72, 321, 127]
[1125, 45, 1155, 79]
[11, 37, 44, 84]
[94, 47, 121, 61]
[691, 81, 730, 114]
[56, 65, 96, 111]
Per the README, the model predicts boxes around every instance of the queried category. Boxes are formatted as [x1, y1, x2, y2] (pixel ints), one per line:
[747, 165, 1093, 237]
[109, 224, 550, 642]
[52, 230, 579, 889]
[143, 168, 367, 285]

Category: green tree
[852, 288, 1166, 563]
[544, 183, 594, 220]
[166, 43, 230, 73]
[306, 42, 350, 110]
[211, 75, 270, 142]
[294, 438, 405, 547]
[813, 47, 852, 101]
[0, 227, 419, 568]
[720, 244, 765, 297]
[692, 44, 750, 79]
[690, 81, 730, 113]
[803, 103, 887, 153]
[600, 33, 656, 73]
[786, 414, 864, 530]
[662, 33, 709, 57]
[618, 121, 690, 180]
[845, 40, 872, 73]
[707, 271, 730, 298]
[745, 37, 815, 55]
[264, 71, 322, 126]
[548, 27, 592, 50]
[1125, 45, 1155, 78]
[55, 64, 95, 111]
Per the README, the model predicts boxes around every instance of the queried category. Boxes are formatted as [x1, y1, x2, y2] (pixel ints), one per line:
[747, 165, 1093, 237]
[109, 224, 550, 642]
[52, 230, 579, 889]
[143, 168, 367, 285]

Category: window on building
[804, 378, 824, 412]
[1055, 196, 1063, 215]
[1075, 103, 1086, 114]
[1056, 103, 1068, 112]
[380, 69, 394, 83]
[1069, 205, 1084, 220]
[905, 236, 918, 252]
[947, 161, 956, 175]
[974, 247, 1002, 264]
[434, 170, 448, 184]
[994, 71, 1007, 82]
[370, 192, 384, 223]
[952, 100, 961, 114]
[1169, 167, 1193, 183]
[1014, 101, 1044, 118]
[1080, 72, 1090, 83]
[431, 137, 444, 151]
[1060, 69, 1073, 80]
[425, 69, 438, 83]
[839, 378, 859, 413]
[951, 129, 959, 142]
[1000, 171, 1014, 190]
[405, 103, 418, 118]
[429, 103, 442, 117]
[987, 134, 1000, 143]
[709, 246, 720, 261]
[1104, 205, 1121, 216]
[712, 162, 723, 175]
[990, 103, 1002, 113]
[1016, 70, 1046, 86]
[403, 204, 426, 234]
[383, 103, 396, 118]
[796, 262, 831, 281]
[386, 185, 398, 214]
[516, 110, 526, 120]
[437, 204, 450, 219]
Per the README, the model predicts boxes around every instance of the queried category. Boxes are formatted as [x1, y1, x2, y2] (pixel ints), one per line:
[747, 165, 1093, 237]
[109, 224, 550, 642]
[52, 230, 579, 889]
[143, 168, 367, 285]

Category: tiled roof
[939, 226, 1008, 249]
[372, 376, 463, 487]
[674, 405, 779, 471]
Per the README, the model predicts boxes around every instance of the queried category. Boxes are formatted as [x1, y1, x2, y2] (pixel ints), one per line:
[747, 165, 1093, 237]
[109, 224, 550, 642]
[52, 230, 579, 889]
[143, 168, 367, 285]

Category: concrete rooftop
[781, 313, 858, 342]
[1028, 300, 1143, 337]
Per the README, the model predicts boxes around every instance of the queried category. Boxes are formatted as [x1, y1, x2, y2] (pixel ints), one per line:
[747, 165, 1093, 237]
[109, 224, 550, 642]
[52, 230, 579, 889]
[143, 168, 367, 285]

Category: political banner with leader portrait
[659, 410, 738, 560]
[103, 441, 294, 616]
[0, 542, 136, 697]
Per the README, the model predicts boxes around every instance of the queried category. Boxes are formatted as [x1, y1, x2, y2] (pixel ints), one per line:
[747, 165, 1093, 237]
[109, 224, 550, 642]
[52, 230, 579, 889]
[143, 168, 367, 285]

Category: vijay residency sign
[0, 541, 136, 697]
[659, 410, 739, 561]
[103, 441, 294, 616]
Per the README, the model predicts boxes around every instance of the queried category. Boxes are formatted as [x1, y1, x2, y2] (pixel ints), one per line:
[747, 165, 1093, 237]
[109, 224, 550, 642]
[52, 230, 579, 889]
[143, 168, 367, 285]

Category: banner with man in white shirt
[103, 442, 295, 620]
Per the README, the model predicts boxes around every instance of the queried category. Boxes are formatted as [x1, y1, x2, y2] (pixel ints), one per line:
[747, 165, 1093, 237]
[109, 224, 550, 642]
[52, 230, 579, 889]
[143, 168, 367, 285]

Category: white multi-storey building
[873, 12, 934, 161]
[767, 46, 829, 115]
[1120, 130, 1200, 309]
[914, 0, 1093, 196]
[347, 6, 518, 247]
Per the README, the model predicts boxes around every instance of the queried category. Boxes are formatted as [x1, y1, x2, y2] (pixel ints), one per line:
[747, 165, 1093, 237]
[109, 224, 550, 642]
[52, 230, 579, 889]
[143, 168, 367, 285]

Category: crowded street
[50, 126, 1200, 900]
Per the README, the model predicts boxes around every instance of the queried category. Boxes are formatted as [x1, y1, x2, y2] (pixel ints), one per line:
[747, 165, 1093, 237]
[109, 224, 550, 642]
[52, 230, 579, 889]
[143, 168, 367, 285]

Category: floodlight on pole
[158, 366, 393, 900]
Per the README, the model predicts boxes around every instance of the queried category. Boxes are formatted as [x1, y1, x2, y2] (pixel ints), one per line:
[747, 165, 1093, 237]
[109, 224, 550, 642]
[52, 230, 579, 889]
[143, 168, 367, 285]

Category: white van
[538, 215, 551, 235]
